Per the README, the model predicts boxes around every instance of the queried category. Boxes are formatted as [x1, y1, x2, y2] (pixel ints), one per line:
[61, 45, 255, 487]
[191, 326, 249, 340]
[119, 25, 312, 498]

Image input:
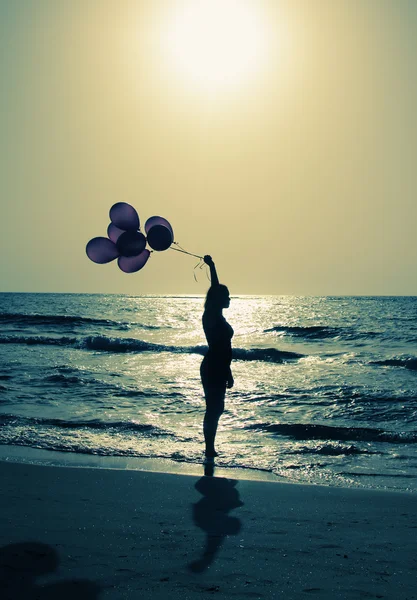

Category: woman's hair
[204, 284, 229, 311]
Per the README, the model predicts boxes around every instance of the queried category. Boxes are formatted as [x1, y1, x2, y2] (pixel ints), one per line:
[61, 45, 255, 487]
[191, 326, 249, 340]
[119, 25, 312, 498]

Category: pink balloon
[144, 216, 173, 237]
[110, 203, 140, 231]
[86, 237, 119, 264]
[107, 223, 125, 244]
[118, 249, 150, 273]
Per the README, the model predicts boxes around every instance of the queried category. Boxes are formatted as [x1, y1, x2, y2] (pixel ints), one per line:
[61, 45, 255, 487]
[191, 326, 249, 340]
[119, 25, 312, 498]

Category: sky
[1, 0, 416, 295]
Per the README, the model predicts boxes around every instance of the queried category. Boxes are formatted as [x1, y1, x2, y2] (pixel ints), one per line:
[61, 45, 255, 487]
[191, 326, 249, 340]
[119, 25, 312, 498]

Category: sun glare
[161, 0, 269, 93]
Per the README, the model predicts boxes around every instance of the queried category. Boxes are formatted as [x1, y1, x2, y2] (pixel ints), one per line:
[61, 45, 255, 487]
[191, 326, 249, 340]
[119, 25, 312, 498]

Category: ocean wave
[246, 422, 417, 444]
[44, 374, 84, 384]
[286, 444, 379, 456]
[0, 334, 173, 352]
[82, 338, 303, 362]
[0, 335, 78, 346]
[0, 439, 196, 460]
[297, 384, 417, 405]
[0, 312, 163, 331]
[338, 472, 416, 480]
[371, 357, 417, 371]
[232, 347, 303, 362]
[41, 374, 184, 399]
[112, 389, 184, 399]
[0, 335, 303, 363]
[83, 336, 174, 353]
[264, 324, 381, 340]
[0, 413, 171, 436]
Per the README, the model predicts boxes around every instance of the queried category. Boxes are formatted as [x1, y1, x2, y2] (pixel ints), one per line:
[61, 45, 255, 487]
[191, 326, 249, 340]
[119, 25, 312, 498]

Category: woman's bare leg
[203, 389, 224, 457]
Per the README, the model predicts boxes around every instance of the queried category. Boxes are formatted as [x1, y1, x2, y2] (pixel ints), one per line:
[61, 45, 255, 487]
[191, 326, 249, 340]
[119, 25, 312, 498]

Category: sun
[160, 0, 269, 93]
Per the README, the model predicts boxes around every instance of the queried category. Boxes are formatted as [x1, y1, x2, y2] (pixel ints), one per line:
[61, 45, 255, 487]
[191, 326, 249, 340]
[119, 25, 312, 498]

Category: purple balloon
[107, 223, 125, 244]
[118, 249, 150, 273]
[144, 216, 173, 237]
[116, 231, 146, 257]
[86, 237, 119, 264]
[146, 224, 173, 251]
[110, 203, 140, 231]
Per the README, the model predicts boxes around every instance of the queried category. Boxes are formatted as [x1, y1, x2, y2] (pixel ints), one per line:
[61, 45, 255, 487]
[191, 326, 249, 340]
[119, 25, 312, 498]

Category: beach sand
[1, 460, 416, 599]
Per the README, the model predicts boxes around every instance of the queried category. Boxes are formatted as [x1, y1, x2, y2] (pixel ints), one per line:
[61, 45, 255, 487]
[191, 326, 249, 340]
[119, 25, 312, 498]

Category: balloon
[116, 231, 146, 257]
[87, 206, 176, 274]
[107, 223, 125, 244]
[86, 237, 119, 264]
[144, 216, 173, 237]
[118, 249, 150, 273]
[110, 202, 140, 231]
[146, 224, 173, 251]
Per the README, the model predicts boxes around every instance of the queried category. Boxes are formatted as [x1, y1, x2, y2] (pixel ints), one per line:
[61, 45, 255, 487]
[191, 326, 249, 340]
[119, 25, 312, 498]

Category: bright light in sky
[161, 0, 269, 92]
[2, 0, 417, 294]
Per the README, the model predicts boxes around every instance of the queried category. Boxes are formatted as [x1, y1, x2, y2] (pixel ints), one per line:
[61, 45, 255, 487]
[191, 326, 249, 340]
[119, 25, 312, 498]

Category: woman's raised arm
[204, 255, 219, 286]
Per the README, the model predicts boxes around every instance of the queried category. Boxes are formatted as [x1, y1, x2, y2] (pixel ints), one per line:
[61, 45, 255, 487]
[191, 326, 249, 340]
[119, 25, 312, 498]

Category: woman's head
[205, 284, 230, 311]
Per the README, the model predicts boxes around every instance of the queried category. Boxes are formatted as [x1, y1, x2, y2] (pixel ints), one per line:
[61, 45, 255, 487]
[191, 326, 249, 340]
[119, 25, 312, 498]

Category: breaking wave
[0, 335, 303, 363]
[0, 413, 171, 436]
[264, 324, 381, 340]
[0, 312, 163, 330]
[246, 422, 417, 444]
[372, 357, 417, 371]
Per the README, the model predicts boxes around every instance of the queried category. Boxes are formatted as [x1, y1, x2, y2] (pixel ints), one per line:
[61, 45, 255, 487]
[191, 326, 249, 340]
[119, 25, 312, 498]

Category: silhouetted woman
[200, 255, 234, 461]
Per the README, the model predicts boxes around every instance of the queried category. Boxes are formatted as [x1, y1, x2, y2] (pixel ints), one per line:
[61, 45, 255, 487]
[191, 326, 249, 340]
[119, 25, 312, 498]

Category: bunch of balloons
[86, 203, 174, 273]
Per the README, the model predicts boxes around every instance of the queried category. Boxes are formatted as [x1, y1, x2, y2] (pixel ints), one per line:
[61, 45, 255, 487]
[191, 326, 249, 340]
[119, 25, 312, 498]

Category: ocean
[0, 293, 416, 492]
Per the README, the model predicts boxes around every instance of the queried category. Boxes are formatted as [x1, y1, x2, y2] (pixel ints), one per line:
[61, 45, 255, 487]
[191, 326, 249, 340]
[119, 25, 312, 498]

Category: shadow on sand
[188, 476, 244, 573]
[0, 541, 101, 600]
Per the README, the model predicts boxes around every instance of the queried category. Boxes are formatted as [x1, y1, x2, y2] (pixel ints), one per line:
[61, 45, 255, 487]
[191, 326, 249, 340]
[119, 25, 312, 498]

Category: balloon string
[170, 244, 203, 260]
[194, 258, 206, 282]
[170, 242, 207, 282]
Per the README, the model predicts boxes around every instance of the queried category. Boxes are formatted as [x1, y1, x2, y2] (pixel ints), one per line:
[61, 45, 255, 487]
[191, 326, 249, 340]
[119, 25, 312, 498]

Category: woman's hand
[204, 255, 219, 286]
[226, 375, 234, 389]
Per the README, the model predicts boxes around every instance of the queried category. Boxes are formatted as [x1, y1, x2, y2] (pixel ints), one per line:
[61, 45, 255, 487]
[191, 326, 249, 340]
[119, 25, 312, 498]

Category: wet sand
[1, 460, 416, 599]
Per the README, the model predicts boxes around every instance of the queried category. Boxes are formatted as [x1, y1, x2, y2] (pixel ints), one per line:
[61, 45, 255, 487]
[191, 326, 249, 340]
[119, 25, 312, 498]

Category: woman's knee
[205, 402, 224, 421]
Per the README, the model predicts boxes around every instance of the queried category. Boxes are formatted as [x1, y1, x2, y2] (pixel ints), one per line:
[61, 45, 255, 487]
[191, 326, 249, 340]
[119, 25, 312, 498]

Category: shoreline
[1, 443, 415, 494]
[0, 443, 281, 484]
[2, 460, 416, 599]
